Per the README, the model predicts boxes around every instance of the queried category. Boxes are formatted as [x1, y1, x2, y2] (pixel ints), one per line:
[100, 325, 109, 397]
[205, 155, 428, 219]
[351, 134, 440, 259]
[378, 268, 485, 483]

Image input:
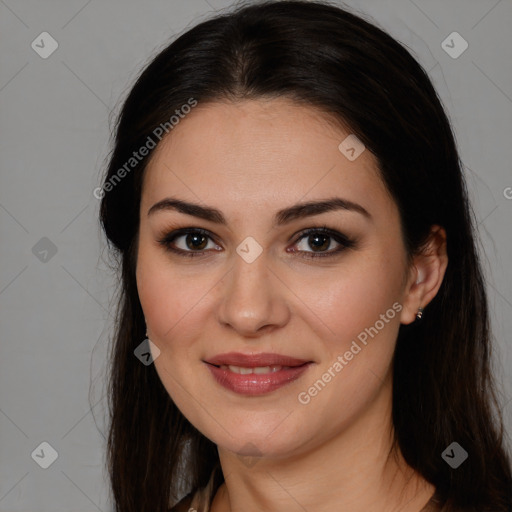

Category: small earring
[416, 307, 424, 321]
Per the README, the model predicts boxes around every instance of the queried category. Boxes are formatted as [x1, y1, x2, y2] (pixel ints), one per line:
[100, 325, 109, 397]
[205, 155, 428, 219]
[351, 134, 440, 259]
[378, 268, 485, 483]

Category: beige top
[170, 470, 444, 512]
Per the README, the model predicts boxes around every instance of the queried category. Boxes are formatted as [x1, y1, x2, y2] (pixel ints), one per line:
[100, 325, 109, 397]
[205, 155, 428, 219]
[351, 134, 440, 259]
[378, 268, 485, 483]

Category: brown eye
[290, 226, 356, 259]
[157, 228, 222, 258]
[184, 233, 208, 250]
[306, 233, 331, 252]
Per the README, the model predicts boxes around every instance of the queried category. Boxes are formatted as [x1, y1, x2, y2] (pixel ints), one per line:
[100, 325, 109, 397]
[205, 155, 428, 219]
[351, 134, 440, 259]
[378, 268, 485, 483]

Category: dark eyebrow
[147, 197, 371, 224]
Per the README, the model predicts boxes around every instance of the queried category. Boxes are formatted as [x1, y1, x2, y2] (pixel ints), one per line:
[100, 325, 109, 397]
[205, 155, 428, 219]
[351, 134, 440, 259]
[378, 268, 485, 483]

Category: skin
[135, 98, 448, 512]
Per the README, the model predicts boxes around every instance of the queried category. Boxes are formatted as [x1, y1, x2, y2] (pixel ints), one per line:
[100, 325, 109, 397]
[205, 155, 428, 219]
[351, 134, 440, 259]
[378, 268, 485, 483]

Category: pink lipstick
[204, 352, 313, 395]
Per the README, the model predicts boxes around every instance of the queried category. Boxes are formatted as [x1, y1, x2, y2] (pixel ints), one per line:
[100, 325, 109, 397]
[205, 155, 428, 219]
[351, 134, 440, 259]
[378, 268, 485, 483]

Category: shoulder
[169, 492, 194, 512]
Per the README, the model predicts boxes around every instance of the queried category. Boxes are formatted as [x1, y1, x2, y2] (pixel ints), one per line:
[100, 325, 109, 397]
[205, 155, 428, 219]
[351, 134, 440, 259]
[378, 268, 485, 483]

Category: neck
[211, 374, 435, 512]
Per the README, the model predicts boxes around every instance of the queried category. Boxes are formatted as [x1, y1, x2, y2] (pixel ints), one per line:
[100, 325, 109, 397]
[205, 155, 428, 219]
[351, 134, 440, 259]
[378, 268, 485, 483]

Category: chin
[210, 420, 310, 461]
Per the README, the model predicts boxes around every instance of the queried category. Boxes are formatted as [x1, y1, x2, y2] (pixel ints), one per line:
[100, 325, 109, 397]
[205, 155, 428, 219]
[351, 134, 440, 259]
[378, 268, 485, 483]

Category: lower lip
[205, 363, 312, 395]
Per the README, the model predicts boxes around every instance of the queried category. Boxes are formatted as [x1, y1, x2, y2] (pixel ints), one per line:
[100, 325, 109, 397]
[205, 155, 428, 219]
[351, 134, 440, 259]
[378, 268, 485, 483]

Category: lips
[204, 352, 313, 395]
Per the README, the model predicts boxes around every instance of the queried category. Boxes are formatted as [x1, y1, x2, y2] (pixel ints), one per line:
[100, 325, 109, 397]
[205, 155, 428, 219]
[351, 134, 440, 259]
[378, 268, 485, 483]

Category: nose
[216, 251, 291, 337]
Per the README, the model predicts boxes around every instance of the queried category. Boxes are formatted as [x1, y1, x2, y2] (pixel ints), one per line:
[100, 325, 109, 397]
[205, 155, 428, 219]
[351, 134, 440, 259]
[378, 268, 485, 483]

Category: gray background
[0, 0, 511, 510]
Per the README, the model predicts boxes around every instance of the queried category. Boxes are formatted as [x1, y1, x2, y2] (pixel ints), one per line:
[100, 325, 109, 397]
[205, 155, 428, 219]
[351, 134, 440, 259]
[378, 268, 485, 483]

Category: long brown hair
[99, 1, 512, 510]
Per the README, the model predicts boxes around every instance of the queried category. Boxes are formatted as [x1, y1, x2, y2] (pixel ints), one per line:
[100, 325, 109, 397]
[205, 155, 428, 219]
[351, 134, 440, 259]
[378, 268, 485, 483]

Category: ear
[400, 225, 448, 325]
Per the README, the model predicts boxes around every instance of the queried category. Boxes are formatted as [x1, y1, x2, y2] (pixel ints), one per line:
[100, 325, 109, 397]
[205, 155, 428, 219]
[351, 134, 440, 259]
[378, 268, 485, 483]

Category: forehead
[141, 98, 392, 219]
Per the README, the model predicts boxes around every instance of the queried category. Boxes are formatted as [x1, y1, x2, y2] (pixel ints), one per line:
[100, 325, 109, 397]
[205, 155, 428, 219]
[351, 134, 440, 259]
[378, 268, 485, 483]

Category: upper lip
[205, 352, 311, 367]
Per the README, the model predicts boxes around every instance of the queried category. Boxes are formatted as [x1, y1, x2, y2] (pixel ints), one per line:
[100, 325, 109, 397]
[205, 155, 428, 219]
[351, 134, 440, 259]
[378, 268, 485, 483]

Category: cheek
[136, 246, 219, 354]
[296, 247, 404, 406]
[307, 250, 405, 344]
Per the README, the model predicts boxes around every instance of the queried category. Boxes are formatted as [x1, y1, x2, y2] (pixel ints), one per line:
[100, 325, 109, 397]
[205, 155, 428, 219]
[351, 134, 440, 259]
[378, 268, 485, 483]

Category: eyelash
[156, 225, 356, 260]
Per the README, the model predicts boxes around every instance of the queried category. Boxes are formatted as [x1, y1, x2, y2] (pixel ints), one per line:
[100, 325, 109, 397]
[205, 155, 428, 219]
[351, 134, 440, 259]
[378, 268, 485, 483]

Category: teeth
[220, 365, 288, 374]
[254, 366, 272, 374]
[233, 365, 253, 375]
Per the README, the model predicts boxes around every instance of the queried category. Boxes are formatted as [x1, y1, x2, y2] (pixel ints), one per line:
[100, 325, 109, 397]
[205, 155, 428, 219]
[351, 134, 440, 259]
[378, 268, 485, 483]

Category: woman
[99, 1, 512, 511]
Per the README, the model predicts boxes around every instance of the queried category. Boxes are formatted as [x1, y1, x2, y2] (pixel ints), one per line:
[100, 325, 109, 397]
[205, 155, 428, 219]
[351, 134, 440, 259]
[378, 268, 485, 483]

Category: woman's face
[136, 98, 418, 459]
